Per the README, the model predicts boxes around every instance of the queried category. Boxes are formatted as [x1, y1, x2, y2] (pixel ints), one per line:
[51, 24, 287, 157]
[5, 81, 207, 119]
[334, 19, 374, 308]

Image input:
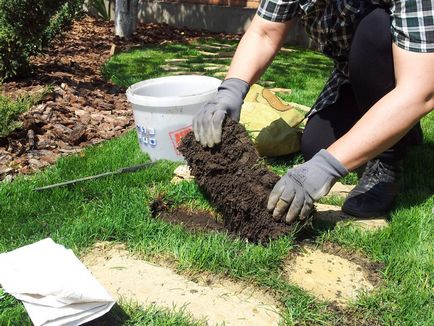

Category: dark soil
[150, 198, 225, 233]
[178, 119, 294, 243]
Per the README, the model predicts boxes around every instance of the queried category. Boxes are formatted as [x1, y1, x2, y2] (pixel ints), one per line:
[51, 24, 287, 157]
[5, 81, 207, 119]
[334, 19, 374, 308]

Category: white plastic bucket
[126, 75, 221, 161]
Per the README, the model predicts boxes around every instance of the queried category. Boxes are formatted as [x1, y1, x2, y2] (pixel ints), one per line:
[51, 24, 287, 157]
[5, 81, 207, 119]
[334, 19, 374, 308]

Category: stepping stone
[165, 58, 190, 63]
[313, 203, 388, 231]
[280, 48, 296, 53]
[201, 57, 231, 62]
[213, 71, 227, 78]
[199, 50, 219, 56]
[204, 66, 224, 71]
[328, 182, 354, 197]
[161, 65, 184, 71]
[203, 64, 229, 72]
[285, 246, 374, 306]
[166, 71, 203, 76]
[209, 42, 234, 48]
[215, 51, 235, 58]
[203, 63, 228, 67]
[82, 243, 280, 325]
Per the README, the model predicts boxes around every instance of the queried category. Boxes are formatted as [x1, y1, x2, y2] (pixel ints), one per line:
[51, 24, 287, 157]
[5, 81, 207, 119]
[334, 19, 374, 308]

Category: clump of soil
[178, 119, 293, 243]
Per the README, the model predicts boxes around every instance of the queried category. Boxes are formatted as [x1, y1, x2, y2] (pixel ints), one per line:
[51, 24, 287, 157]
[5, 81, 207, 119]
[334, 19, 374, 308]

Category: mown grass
[1, 40, 433, 325]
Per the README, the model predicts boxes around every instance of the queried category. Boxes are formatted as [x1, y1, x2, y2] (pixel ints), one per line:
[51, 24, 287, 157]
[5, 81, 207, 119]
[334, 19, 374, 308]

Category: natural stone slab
[166, 71, 203, 76]
[285, 247, 374, 306]
[165, 58, 190, 63]
[313, 204, 388, 231]
[199, 50, 218, 56]
[83, 243, 280, 326]
[280, 48, 296, 53]
[200, 57, 231, 62]
[161, 65, 184, 71]
[215, 51, 235, 58]
[213, 71, 227, 78]
[328, 182, 355, 197]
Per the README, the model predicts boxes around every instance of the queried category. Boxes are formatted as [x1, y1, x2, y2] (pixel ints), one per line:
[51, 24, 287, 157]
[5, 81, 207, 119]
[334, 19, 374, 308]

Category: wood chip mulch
[0, 16, 240, 181]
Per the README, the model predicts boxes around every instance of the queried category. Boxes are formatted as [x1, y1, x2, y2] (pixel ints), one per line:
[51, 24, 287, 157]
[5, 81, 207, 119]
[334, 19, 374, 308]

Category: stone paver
[82, 243, 280, 326]
[285, 247, 374, 306]
[213, 71, 227, 78]
[164, 58, 190, 63]
[161, 65, 184, 71]
[328, 182, 355, 197]
[198, 50, 219, 56]
[313, 203, 388, 231]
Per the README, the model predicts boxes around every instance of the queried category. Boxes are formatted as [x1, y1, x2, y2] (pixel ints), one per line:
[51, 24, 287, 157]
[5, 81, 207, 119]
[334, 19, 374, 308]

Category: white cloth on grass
[0, 238, 115, 326]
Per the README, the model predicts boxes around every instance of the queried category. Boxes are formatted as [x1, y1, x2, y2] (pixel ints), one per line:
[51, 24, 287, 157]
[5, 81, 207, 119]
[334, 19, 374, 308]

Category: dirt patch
[82, 242, 281, 325]
[178, 119, 294, 243]
[150, 198, 225, 233]
[284, 243, 383, 307]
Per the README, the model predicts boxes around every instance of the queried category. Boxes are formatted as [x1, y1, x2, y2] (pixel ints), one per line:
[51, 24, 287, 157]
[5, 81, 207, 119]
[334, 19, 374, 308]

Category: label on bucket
[169, 126, 193, 155]
[137, 125, 157, 148]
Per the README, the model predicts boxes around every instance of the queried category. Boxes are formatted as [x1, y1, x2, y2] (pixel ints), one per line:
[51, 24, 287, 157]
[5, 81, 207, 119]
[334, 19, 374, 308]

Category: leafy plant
[0, 0, 84, 81]
[89, 0, 111, 21]
[0, 87, 51, 137]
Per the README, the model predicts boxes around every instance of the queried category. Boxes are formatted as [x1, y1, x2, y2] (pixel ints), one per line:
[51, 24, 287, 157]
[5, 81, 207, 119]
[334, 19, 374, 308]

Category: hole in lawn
[150, 197, 225, 233]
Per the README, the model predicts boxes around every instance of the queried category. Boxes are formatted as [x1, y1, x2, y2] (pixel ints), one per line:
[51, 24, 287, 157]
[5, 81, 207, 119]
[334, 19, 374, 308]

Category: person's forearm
[226, 15, 293, 84]
[327, 88, 431, 170]
[328, 43, 434, 171]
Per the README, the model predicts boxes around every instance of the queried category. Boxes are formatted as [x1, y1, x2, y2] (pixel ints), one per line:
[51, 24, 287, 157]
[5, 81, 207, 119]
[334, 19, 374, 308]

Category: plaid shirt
[257, 0, 434, 116]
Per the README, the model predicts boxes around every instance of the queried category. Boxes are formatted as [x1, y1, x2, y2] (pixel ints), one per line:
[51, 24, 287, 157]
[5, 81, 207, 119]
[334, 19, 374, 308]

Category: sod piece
[179, 119, 292, 243]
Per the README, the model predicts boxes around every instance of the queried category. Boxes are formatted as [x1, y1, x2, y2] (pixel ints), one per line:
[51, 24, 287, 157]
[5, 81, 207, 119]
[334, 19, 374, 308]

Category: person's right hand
[193, 78, 250, 147]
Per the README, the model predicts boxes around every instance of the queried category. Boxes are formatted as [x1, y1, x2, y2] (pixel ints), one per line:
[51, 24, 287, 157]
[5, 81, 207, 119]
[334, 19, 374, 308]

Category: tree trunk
[115, 0, 138, 38]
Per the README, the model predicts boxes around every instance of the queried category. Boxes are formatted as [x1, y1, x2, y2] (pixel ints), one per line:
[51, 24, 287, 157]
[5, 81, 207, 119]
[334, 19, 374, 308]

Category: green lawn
[1, 40, 433, 325]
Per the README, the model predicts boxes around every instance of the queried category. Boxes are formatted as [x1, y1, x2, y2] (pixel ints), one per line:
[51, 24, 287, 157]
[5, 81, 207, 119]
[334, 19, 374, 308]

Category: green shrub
[0, 89, 50, 137]
[89, 0, 111, 21]
[0, 0, 84, 81]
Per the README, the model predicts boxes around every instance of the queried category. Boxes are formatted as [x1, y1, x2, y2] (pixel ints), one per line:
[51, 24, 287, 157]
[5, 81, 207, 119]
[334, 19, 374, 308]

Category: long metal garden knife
[35, 162, 156, 191]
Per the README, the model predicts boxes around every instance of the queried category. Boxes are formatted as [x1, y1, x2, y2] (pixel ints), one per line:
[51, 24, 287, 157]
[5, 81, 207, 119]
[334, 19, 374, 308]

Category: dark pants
[301, 6, 422, 163]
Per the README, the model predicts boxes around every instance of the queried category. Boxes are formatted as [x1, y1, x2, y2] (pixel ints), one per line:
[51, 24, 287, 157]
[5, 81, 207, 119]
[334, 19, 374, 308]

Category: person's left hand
[267, 149, 348, 224]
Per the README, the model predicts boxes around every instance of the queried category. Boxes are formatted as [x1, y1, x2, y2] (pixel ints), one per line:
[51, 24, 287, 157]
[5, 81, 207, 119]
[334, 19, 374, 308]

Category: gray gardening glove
[267, 149, 348, 224]
[193, 78, 250, 147]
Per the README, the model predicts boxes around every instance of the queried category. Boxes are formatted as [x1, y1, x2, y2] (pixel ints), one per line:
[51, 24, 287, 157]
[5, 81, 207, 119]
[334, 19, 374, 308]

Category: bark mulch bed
[179, 119, 295, 243]
[0, 16, 240, 181]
